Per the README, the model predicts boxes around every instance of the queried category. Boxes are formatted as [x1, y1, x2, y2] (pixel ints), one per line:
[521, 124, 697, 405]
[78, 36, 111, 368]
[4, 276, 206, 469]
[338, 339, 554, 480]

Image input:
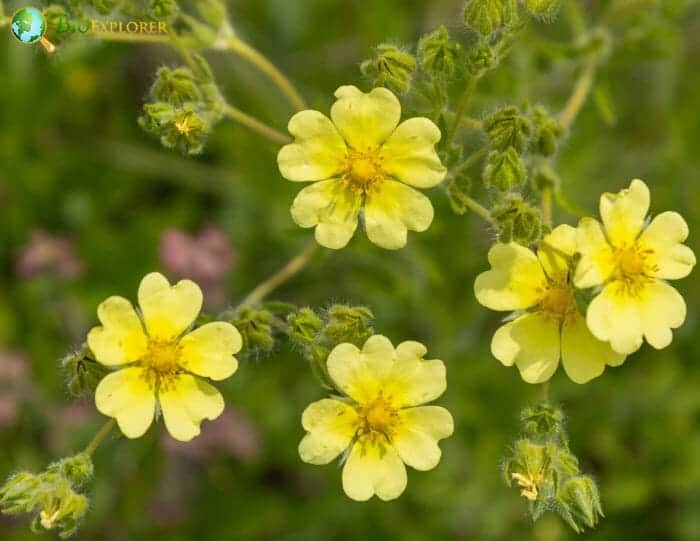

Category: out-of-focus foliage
[0, 1, 699, 540]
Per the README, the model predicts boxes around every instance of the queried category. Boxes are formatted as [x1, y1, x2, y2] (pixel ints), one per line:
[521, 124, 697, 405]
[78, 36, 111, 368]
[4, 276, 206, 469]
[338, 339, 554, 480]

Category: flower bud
[463, 0, 518, 36]
[483, 147, 526, 191]
[149, 66, 203, 105]
[148, 0, 178, 21]
[483, 105, 532, 152]
[524, 0, 561, 20]
[360, 43, 416, 94]
[467, 42, 496, 75]
[158, 105, 210, 156]
[529, 106, 564, 156]
[229, 307, 274, 358]
[491, 194, 542, 245]
[520, 403, 565, 441]
[418, 25, 461, 77]
[531, 161, 559, 191]
[287, 308, 323, 348]
[61, 345, 110, 397]
[46, 454, 94, 488]
[557, 475, 604, 532]
[322, 305, 374, 348]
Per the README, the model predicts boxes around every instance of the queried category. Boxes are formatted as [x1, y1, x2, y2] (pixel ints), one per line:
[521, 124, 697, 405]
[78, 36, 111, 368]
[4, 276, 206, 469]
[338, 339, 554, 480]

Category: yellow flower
[277, 85, 446, 250]
[298, 335, 453, 501]
[88, 272, 242, 442]
[474, 225, 625, 384]
[574, 179, 695, 354]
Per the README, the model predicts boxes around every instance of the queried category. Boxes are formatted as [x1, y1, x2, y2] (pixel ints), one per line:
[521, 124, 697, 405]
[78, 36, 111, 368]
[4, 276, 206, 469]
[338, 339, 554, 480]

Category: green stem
[540, 381, 550, 402]
[83, 419, 116, 456]
[445, 75, 480, 146]
[215, 36, 307, 112]
[167, 27, 201, 75]
[237, 241, 319, 309]
[221, 104, 291, 145]
[559, 57, 597, 129]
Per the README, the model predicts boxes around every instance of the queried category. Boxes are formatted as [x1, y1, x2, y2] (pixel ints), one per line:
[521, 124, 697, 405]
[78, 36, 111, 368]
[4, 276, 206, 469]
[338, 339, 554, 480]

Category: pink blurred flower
[0, 350, 32, 427]
[161, 408, 262, 462]
[15, 229, 83, 280]
[159, 225, 236, 307]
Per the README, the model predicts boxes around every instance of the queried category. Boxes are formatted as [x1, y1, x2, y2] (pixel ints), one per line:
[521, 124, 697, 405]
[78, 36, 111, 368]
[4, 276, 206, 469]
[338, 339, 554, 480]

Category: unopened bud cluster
[463, 0, 519, 36]
[361, 44, 416, 94]
[0, 454, 94, 539]
[288, 305, 374, 389]
[502, 404, 604, 533]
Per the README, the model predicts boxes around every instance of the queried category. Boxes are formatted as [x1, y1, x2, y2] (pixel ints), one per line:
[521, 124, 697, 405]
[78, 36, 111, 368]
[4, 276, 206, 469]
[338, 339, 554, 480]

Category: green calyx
[361, 43, 417, 94]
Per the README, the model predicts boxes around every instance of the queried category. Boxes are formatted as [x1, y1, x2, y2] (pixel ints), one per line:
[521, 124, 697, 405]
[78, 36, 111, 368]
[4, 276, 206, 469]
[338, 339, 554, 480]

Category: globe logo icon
[10, 7, 46, 44]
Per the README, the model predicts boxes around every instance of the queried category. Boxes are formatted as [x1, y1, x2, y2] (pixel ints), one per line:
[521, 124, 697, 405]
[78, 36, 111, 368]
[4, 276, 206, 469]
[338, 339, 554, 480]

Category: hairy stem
[83, 419, 116, 457]
[237, 241, 319, 309]
[541, 186, 553, 227]
[445, 75, 480, 146]
[216, 36, 307, 112]
[559, 57, 597, 129]
[222, 104, 292, 145]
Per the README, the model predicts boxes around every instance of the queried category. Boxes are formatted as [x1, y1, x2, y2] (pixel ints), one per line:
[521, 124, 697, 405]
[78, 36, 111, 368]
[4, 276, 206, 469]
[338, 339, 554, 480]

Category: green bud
[193, 0, 227, 30]
[491, 194, 542, 245]
[178, 13, 218, 49]
[61, 345, 110, 397]
[287, 308, 323, 347]
[149, 66, 203, 105]
[159, 105, 210, 155]
[46, 455, 94, 488]
[463, 0, 518, 36]
[138, 102, 174, 133]
[557, 476, 604, 532]
[29, 480, 88, 539]
[483, 105, 532, 152]
[524, 0, 561, 20]
[417, 25, 461, 77]
[148, 0, 178, 21]
[483, 147, 526, 191]
[466, 42, 496, 76]
[520, 403, 566, 441]
[322, 305, 374, 348]
[529, 106, 564, 156]
[229, 307, 274, 358]
[361, 43, 416, 94]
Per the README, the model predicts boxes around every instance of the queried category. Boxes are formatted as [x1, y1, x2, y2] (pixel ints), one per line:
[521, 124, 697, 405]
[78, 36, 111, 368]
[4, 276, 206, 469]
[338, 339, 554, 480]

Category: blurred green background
[1, 0, 699, 539]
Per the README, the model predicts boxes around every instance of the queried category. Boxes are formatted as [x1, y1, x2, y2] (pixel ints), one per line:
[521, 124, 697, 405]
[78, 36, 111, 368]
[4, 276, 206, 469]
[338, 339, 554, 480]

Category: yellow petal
[586, 283, 643, 355]
[600, 178, 649, 246]
[290, 179, 361, 250]
[158, 374, 224, 442]
[490, 313, 560, 384]
[380, 118, 446, 188]
[341, 435, 407, 501]
[538, 224, 577, 281]
[639, 211, 696, 280]
[561, 315, 625, 384]
[138, 272, 203, 341]
[364, 180, 434, 250]
[95, 367, 155, 438]
[639, 281, 686, 349]
[326, 336, 394, 404]
[87, 296, 147, 366]
[298, 398, 359, 465]
[178, 322, 241, 381]
[474, 243, 547, 311]
[392, 406, 453, 471]
[386, 341, 447, 407]
[277, 110, 347, 182]
[330, 86, 401, 149]
[574, 218, 615, 288]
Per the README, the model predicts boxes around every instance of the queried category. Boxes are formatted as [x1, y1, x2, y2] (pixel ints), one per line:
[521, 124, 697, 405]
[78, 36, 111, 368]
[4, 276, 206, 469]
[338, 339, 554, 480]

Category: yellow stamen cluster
[143, 339, 182, 388]
[358, 392, 399, 437]
[538, 280, 577, 324]
[612, 243, 657, 296]
[342, 148, 385, 194]
[511, 472, 542, 501]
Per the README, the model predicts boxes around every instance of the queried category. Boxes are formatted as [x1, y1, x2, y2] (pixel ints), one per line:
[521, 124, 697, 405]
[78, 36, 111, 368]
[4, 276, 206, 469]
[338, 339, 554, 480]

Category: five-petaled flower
[298, 335, 453, 501]
[277, 85, 447, 250]
[575, 179, 695, 355]
[88, 272, 242, 441]
[475, 225, 625, 384]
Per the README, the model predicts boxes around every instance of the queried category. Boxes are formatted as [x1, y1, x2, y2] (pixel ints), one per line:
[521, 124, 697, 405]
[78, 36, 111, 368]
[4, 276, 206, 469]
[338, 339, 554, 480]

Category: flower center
[343, 149, 384, 193]
[358, 393, 398, 436]
[611, 243, 657, 296]
[538, 280, 577, 323]
[144, 340, 181, 375]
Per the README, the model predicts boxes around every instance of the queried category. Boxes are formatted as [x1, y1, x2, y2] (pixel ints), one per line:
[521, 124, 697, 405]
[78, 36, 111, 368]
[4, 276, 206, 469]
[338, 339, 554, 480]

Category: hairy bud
[524, 0, 561, 21]
[418, 25, 461, 77]
[148, 0, 178, 21]
[361, 43, 417, 94]
[491, 194, 542, 245]
[61, 344, 110, 397]
[287, 308, 323, 347]
[483, 105, 532, 152]
[228, 307, 275, 358]
[483, 147, 526, 191]
[149, 66, 203, 105]
[467, 42, 496, 75]
[529, 106, 564, 156]
[463, 0, 518, 35]
[557, 476, 604, 532]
